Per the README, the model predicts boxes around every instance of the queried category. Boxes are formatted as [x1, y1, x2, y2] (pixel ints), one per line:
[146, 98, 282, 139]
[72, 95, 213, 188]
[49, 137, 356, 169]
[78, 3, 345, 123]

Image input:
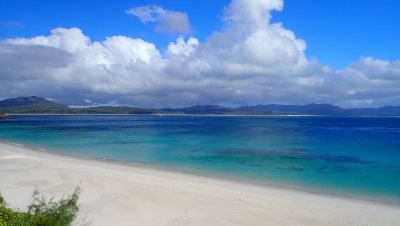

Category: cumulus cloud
[126, 5, 192, 35]
[7, 27, 89, 53]
[0, 0, 399, 107]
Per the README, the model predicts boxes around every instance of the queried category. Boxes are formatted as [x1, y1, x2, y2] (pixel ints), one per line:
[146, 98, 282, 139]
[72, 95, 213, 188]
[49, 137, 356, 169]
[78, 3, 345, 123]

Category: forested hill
[0, 96, 399, 116]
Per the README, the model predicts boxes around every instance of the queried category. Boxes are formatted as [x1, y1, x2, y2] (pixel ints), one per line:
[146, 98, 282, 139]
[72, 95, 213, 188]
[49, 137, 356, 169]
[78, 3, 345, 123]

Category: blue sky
[272, 0, 400, 68]
[0, 0, 399, 107]
[1, 0, 399, 68]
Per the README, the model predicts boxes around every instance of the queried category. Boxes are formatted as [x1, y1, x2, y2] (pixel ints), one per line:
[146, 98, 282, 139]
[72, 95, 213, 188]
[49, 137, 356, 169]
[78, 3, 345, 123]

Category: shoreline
[2, 140, 399, 207]
[1, 142, 400, 225]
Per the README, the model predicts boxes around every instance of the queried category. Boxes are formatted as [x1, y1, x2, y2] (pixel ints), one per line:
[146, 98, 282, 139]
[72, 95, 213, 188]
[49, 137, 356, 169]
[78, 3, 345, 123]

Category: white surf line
[7, 142, 25, 147]
[34, 148, 49, 152]
[1, 141, 49, 152]
[0, 155, 35, 160]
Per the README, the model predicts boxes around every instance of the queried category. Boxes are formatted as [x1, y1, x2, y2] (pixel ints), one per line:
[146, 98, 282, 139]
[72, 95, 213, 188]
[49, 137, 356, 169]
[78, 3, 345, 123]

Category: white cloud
[0, 0, 399, 108]
[126, 5, 191, 35]
[187, 0, 307, 79]
[7, 27, 89, 53]
[167, 37, 199, 57]
[126, 5, 164, 23]
[223, 0, 283, 31]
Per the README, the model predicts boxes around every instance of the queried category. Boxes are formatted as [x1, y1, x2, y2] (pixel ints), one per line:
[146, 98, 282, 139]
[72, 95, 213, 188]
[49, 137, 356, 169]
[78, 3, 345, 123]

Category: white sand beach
[0, 142, 399, 226]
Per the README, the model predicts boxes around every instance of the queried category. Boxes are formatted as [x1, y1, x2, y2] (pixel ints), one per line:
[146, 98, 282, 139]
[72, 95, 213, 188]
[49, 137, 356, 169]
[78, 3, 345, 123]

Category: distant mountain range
[0, 96, 400, 116]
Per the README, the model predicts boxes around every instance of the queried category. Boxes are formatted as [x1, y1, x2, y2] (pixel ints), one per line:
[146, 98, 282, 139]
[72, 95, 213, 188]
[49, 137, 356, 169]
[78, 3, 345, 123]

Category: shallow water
[1, 115, 400, 204]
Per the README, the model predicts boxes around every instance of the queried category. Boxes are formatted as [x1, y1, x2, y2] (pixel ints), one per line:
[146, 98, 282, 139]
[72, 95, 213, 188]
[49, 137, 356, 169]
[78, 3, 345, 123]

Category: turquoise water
[1, 115, 400, 204]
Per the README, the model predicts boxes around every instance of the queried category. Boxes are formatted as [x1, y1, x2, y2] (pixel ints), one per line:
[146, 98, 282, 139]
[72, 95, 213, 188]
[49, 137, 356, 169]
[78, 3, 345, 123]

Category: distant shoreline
[7, 113, 312, 116]
[4, 113, 400, 117]
[1, 96, 400, 116]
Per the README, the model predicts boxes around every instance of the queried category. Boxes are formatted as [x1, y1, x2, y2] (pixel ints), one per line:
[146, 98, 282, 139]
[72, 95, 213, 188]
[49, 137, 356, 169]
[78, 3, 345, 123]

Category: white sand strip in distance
[0, 142, 399, 226]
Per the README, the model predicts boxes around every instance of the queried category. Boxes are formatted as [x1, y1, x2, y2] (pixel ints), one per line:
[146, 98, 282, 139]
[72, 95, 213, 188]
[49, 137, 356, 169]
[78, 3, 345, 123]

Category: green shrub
[0, 187, 80, 226]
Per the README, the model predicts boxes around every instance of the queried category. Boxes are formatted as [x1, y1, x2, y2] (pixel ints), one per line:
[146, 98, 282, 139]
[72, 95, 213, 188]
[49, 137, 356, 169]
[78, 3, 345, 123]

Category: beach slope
[0, 142, 399, 226]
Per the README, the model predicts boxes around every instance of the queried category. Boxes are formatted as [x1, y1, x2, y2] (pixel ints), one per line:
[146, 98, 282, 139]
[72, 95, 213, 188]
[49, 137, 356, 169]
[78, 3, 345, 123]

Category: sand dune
[0, 142, 399, 226]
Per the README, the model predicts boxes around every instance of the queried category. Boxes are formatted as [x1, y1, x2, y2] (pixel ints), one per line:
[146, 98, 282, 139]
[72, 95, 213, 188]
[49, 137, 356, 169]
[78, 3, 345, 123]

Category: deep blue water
[1, 115, 400, 204]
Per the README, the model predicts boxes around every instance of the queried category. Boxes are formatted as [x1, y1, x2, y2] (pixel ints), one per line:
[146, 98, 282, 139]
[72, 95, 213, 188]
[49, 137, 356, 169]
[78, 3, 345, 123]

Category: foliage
[0, 187, 80, 226]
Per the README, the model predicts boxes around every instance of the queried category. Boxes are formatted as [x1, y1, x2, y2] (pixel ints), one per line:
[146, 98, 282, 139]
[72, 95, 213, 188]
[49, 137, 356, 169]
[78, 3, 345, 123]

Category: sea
[1, 115, 399, 205]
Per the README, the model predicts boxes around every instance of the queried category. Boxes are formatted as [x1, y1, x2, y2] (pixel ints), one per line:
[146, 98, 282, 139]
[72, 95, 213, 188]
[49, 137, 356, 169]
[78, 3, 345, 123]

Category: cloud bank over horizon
[1, 0, 399, 108]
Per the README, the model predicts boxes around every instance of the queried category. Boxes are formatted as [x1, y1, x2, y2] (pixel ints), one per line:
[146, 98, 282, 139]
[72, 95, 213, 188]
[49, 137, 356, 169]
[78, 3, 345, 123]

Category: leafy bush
[0, 187, 80, 226]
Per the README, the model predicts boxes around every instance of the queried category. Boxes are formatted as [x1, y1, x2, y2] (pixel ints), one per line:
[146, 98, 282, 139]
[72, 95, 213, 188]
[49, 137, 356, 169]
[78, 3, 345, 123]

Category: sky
[0, 0, 399, 107]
